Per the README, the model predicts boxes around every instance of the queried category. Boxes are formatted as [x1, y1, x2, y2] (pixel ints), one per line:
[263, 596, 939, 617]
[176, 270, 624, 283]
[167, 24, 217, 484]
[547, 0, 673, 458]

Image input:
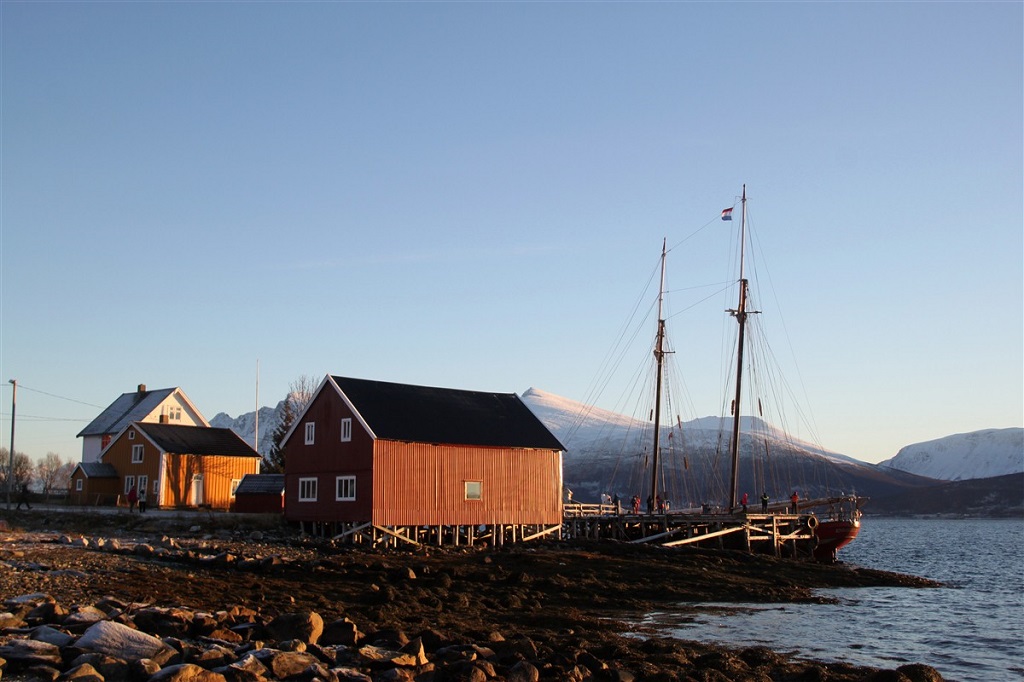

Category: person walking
[127, 486, 138, 513]
[790, 491, 799, 514]
[761, 492, 770, 513]
[740, 492, 749, 513]
[16, 483, 31, 510]
[138, 489, 147, 513]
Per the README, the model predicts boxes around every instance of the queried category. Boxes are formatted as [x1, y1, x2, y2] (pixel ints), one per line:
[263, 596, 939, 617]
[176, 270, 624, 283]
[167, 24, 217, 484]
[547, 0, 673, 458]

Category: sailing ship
[722, 185, 861, 562]
[571, 186, 862, 561]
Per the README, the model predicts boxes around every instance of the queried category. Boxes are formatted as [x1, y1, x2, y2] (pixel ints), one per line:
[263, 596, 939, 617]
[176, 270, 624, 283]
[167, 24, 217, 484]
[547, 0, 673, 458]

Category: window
[152, 479, 159, 495]
[128, 430, 135, 440]
[336, 475, 356, 501]
[168, 406, 182, 421]
[131, 444, 144, 463]
[124, 476, 135, 495]
[465, 481, 482, 501]
[138, 475, 148, 495]
[76, 479, 83, 492]
[230, 479, 240, 497]
[340, 418, 352, 442]
[304, 422, 315, 445]
[298, 477, 318, 501]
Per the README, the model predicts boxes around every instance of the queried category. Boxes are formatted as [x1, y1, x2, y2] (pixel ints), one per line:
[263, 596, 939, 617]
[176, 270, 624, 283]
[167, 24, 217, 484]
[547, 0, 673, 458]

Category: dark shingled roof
[235, 474, 285, 495]
[77, 388, 178, 437]
[76, 462, 118, 478]
[331, 376, 564, 451]
[136, 423, 260, 457]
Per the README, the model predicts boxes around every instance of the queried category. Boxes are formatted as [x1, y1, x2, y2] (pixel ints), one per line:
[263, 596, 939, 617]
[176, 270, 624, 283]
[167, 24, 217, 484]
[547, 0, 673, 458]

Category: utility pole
[7, 379, 15, 511]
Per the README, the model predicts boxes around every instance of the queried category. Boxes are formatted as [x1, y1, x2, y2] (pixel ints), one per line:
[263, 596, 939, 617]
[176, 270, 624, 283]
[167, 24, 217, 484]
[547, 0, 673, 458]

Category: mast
[650, 239, 668, 509]
[728, 186, 749, 511]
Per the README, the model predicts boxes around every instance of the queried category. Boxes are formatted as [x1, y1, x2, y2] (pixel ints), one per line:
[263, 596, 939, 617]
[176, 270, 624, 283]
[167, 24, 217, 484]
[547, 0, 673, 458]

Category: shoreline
[1, 511, 946, 681]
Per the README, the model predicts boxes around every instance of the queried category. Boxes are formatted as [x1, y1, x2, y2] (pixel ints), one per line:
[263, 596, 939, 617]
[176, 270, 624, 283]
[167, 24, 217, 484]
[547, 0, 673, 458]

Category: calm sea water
[640, 518, 1024, 682]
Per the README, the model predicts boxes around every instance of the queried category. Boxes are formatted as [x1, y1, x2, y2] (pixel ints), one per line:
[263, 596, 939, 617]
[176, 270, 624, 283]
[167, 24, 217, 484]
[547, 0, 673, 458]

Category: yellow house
[91, 422, 261, 510]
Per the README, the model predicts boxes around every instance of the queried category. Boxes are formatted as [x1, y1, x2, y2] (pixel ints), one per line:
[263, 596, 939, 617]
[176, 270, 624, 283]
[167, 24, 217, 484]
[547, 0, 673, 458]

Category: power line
[1, 384, 104, 409]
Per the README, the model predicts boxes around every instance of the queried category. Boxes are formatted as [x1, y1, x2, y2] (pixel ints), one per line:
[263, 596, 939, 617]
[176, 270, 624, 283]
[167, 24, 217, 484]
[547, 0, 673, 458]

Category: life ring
[805, 515, 819, 530]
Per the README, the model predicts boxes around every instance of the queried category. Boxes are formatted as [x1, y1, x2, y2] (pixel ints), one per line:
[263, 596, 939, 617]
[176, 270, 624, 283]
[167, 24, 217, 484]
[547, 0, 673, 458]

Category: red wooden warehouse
[282, 375, 565, 547]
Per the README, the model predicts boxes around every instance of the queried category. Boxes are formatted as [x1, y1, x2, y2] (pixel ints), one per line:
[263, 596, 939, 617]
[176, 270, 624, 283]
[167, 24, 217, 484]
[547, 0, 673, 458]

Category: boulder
[30, 625, 76, 648]
[75, 621, 177, 665]
[0, 639, 63, 669]
[133, 607, 194, 639]
[265, 651, 319, 679]
[320, 618, 361, 646]
[150, 663, 227, 682]
[265, 612, 323, 646]
[57, 663, 105, 682]
[505, 660, 540, 682]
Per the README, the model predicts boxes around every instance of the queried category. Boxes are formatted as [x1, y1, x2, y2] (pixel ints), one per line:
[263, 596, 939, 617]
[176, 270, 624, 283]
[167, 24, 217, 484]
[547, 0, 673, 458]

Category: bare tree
[0, 448, 34, 489]
[287, 374, 317, 415]
[36, 452, 73, 497]
[264, 375, 318, 473]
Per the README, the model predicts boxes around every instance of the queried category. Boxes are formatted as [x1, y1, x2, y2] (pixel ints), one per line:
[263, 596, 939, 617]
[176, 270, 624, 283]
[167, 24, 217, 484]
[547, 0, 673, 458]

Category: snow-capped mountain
[520, 387, 862, 466]
[520, 387, 887, 505]
[209, 401, 287, 457]
[877, 428, 1024, 481]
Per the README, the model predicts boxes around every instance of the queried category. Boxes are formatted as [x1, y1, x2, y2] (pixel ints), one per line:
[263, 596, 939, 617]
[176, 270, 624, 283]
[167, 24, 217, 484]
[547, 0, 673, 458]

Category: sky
[1, 1, 1021, 467]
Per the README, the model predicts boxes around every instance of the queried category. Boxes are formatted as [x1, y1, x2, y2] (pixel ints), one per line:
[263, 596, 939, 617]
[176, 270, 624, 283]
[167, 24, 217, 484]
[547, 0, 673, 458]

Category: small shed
[69, 462, 120, 506]
[233, 474, 285, 514]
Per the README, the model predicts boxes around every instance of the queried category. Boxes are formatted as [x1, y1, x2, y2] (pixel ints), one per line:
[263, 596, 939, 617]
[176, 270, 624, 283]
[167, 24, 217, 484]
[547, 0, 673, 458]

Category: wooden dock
[307, 504, 818, 557]
[563, 504, 820, 558]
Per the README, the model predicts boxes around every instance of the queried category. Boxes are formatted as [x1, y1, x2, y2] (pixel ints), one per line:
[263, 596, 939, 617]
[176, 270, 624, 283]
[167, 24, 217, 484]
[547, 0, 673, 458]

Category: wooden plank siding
[373, 441, 562, 526]
[69, 471, 121, 506]
[284, 382, 374, 523]
[101, 426, 164, 504]
[282, 375, 566, 539]
[87, 423, 260, 510]
[158, 453, 260, 510]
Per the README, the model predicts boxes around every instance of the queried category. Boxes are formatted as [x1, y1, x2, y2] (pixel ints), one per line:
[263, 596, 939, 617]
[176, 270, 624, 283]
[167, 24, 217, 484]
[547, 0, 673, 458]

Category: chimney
[159, 414, 168, 424]
[138, 384, 147, 393]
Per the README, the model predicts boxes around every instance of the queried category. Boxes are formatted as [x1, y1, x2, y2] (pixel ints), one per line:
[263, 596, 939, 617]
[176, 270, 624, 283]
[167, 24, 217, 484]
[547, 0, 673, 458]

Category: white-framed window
[76, 479, 83, 492]
[465, 480, 482, 501]
[230, 479, 240, 497]
[168, 406, 182, 421]
[340, 418, 352, 442]
[138, 475, 148, 496]
[304, 422, 315, 445]
[152, 479, 159, 495]
[124, 475, 135, 495]
[131, 444, 144, 463]
[336, 475, 356, 501]
[298, 477, 318, 502]
[128, 430, 135, 440]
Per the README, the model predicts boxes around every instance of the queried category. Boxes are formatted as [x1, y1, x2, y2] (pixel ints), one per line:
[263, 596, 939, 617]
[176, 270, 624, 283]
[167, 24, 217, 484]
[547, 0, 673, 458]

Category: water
[641, 518, 1024, 681]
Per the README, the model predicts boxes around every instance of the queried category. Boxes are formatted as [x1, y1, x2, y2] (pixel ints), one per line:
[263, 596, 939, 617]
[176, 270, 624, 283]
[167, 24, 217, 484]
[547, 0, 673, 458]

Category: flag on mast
[721, 207, 733, 221]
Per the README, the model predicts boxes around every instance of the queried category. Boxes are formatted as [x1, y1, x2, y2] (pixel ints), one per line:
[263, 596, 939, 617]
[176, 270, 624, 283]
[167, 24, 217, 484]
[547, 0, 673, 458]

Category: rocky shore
[0, 512, 945, 682]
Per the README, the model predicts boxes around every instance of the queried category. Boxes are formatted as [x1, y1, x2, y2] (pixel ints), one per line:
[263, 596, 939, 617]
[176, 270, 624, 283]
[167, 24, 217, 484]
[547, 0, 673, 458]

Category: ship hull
[813, 518, 861, 562]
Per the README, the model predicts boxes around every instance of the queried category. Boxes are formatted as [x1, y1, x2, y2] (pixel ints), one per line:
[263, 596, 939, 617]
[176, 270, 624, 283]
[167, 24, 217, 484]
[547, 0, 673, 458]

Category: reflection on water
[643, 518, 1024, 682]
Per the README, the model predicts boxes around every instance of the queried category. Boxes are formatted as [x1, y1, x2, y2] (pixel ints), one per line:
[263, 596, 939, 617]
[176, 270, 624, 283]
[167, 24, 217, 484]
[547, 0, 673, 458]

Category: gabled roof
[73, 462, 118, 478]
[77, 387, 208, 437]
[133, 423, 260, 458]
[329, 376, 565, 451]
[235, 474, 285, 495]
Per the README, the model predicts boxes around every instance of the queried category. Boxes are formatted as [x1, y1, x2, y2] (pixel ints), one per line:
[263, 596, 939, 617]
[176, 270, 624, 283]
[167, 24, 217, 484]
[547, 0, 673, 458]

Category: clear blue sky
[1, 2, 1021, 465]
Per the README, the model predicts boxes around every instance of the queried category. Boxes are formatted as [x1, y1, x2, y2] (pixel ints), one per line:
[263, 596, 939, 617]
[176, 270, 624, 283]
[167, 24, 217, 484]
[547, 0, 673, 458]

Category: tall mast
[650, 239, 668, 509]
[728, 186, 749, 511]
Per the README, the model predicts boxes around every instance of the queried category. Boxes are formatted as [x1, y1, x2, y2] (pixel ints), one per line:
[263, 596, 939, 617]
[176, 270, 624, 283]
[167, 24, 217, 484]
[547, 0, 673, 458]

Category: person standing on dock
[790, 491, 799, 514]
[740, 492, 748, 513]
[761, 492, 770, 513]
